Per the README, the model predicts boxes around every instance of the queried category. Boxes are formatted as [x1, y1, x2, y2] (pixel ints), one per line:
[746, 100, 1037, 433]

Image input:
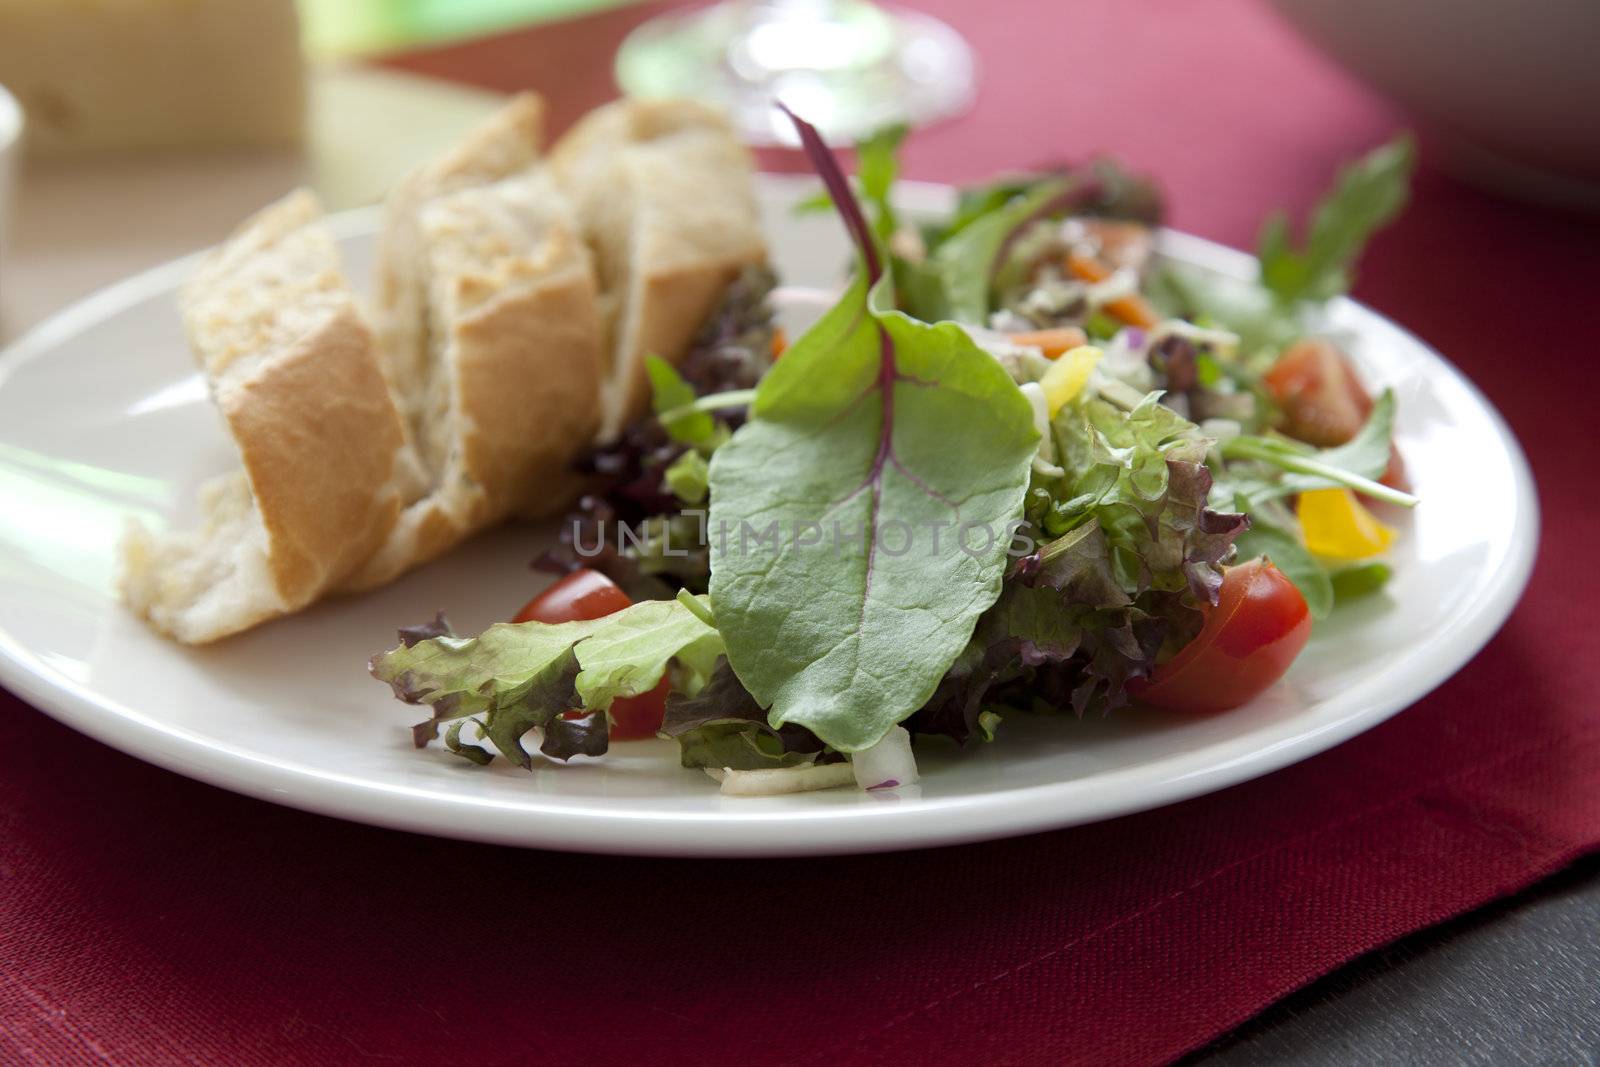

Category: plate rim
[0, 177, 1540, 856]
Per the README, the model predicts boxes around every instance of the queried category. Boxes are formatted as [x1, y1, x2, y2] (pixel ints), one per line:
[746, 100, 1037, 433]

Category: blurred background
[1, 0, 1597, 340]
[299, 0, 632, 55]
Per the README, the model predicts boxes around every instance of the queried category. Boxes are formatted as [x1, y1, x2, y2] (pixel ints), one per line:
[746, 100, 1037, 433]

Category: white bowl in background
[0, 84, 21, 297]
[1268, 0, 1600, 208]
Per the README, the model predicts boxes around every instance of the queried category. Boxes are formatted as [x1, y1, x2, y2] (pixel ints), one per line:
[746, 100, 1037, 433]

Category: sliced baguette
[119, 190, 409, 643]
[549, 99, 767, 441]
[342, 168, 605, 590]
[376, 91, 547, 454]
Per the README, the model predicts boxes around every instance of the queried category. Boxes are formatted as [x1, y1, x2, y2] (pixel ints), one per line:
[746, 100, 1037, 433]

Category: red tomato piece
[1129, 558, 1312, 713]
[1265, 338, 1408, 491]
[1264, 338, 1374, 448]
[513, 569, 667, 740]
[607, 680, 672, 741]
[513, 568, 632, 625]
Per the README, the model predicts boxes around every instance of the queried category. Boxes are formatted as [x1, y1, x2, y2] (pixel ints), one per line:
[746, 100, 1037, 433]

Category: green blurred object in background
[298, 0, 637, 55]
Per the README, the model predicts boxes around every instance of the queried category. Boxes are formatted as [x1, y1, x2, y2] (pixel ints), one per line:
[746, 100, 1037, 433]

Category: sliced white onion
[851, 726, 920, 792]
[709, 762, 856, 796]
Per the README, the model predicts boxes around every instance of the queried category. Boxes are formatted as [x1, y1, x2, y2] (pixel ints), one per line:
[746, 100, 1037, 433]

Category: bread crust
[375, 92, 547, 446]
[343, 157, 605, 589]
[549, 99, 767, 439]
[454, 245, 605, 517]
[221, 302, 406, 606]
[119, 190, 409, 643]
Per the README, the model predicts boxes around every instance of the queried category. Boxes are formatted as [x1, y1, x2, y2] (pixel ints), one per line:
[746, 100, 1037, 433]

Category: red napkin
[6, 1, 1599, 1064]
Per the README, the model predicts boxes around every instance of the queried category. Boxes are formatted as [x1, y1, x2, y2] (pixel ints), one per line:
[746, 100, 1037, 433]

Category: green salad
[371, 107, 1418, 795]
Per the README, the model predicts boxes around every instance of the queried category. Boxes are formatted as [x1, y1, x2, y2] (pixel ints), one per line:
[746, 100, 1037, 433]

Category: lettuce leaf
[938, 390, 1249, 727]
[910, 582, 1082, 744]
[660, 659, 827, 770]
[370, 597, 721, 767]
[707, 107, 1039, 753]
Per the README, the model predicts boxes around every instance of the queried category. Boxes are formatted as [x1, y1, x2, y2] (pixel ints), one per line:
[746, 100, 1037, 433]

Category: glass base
[614, 1, 977, 146]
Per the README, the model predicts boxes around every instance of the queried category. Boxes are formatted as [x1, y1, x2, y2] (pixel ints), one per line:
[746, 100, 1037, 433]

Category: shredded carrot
[1004, 327, 1089, 359]
[1065, 252, 1160, 329]
[770, 327, 788, 360]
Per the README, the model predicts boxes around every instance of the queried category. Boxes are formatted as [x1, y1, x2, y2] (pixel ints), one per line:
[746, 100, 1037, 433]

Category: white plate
[0, 178, 1537, 856]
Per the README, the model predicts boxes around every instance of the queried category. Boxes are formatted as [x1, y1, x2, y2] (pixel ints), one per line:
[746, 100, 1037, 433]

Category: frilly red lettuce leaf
[372, 596, 721, 768]
[912, 388, 1246, 742]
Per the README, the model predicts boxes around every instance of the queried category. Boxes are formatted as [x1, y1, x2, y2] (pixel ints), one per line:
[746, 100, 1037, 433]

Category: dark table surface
[1194, 856, 1600, 1064]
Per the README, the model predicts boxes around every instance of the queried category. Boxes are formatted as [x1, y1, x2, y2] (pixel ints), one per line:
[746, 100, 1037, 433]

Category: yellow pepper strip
[1298, 487, 1397, 560]
[1039, 345, 1103, 415]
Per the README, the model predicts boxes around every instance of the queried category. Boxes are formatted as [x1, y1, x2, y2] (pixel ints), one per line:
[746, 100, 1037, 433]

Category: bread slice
[375, 91, 547, 451]
[341, 166, 605, 590]
[119, 190, 409, 643]
[548, 99, 767, 441]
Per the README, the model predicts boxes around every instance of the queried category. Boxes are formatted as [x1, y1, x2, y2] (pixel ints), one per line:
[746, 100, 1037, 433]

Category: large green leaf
[706, 271, 1038, 752]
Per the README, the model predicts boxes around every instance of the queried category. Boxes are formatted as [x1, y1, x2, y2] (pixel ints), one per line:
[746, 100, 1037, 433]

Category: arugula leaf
[940, 176, 1045, 241]
[933, 159, 1161, 249]
[370, 597, 720, 766]
[1212, 392, 1407, 620]
[1221, 390, 1414, 506]
[707, 107, 1039, 753]
[1149, 139, 1413, 356]
[1258, 137, 1415, 305]
[1286, 388, 1396, 489]
[661, 659, 826, 770]
[647, 355, 718, 449]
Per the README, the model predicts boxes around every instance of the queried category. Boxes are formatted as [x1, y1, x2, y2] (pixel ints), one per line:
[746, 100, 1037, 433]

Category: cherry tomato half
[1129, 558, 1312, 713]
[604, 685, 672, 741]
[512, 569, 668, 740]
[1264, 338, 1374, 449]
[514, 568, 632, 624]
[1265, 337, 1407, 491]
